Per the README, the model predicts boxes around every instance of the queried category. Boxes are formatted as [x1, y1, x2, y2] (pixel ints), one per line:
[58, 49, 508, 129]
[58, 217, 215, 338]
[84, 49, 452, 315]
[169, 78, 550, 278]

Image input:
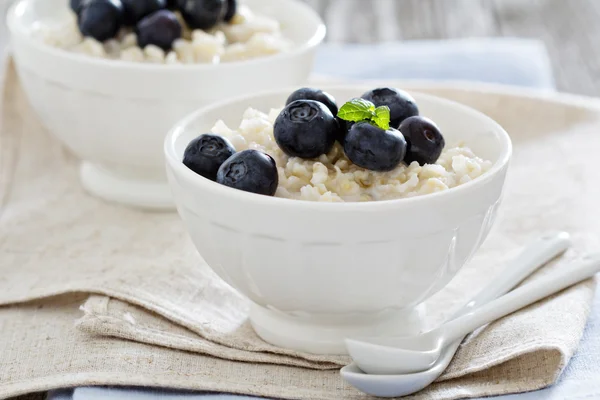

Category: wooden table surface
[302, 0, 599, 97]
[4, 2, 597, 400]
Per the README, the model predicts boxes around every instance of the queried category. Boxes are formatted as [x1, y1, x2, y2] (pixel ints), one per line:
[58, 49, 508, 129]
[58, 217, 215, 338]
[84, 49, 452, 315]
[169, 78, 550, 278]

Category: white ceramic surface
[340, 231, 572, 397]
[345, 251, 600, 391]
[164, 85, 512, 354]
[6, 0, 325, 209]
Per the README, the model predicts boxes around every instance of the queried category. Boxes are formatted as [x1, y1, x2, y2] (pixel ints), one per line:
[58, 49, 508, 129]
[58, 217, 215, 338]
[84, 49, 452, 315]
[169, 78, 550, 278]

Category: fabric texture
[58, 284, 600, 400]
[0, 38, 599, 400]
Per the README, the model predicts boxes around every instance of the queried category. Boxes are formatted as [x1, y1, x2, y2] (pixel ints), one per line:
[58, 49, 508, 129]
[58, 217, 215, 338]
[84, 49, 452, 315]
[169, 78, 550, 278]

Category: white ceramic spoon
[346, 251, 600, 382]
[341, 231, 572, 397]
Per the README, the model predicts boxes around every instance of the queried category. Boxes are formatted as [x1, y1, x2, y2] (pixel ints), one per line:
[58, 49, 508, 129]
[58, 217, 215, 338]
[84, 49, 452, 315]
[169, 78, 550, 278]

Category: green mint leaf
[372, 105, 391, 130]
[337, 98, 377, 122]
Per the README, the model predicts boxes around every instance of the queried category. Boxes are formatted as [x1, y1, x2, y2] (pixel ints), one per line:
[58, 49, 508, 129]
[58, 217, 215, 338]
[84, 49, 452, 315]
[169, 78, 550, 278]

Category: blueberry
[336, 119, 352, 145]
[136, 9, 182, 50]
[70, 0, 83, 13]
[344, 122, 407, 171]
[183, 134, 236, 181]
[399, 116, 445, 165]
[217, 150, 279, 196]
[361, 87, 419, 129]
[223, 0, 236, 22]
[274, 100, 338, 159]
[285, 87, 338, 117]
[121, 0, 166, 25]
[176, 0, 226, 30]
[77, 0, 124, 42]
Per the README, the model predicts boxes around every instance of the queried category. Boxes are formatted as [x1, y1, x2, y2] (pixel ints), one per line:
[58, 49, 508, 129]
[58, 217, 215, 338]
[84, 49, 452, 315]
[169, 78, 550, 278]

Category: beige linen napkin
[1, 59, 599, 399]
[3, 293, 590, 400]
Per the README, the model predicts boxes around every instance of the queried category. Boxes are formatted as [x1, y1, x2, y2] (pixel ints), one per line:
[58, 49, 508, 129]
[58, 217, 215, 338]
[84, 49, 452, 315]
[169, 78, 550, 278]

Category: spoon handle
[454, 231, 571, 318]
[442, 253, 600, 344]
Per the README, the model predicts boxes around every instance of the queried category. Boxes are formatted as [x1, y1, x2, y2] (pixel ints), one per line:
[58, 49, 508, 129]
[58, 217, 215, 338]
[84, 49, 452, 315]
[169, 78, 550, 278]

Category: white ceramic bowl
[6, 0, 325, 209]
[164, 86, 512, 354]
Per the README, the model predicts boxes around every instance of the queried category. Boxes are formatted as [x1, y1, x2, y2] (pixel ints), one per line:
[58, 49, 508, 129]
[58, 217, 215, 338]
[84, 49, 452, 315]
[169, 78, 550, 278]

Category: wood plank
[491, 0, 600, 95]
[303, 0, 600, 95]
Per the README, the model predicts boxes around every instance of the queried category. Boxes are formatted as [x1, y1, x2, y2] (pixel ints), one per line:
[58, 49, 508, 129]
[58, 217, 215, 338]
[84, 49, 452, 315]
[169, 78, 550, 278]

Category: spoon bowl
[345, 331, 442, 375]
[346, 250, 600, 377]
[341, 359, 452, 398]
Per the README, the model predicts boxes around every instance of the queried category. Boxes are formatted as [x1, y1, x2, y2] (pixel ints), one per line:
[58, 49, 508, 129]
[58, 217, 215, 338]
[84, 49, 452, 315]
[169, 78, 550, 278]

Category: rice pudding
[182, 87, 492, 201]
[34, 1, 292, 64]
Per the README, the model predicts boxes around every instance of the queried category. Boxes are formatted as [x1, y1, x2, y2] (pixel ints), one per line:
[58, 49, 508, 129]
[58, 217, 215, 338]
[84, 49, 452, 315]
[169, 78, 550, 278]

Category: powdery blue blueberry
[183, 134, 236, 181]
[399, 116, 445, 165]
[274, 99, 338, 159]
[344, 122, 407, 171]
[217, 150, 279, 196]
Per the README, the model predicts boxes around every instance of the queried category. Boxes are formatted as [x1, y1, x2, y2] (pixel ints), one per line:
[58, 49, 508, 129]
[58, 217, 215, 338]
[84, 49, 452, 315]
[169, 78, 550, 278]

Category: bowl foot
[80, 162, 175, 210]
[250, 303, 426, 355]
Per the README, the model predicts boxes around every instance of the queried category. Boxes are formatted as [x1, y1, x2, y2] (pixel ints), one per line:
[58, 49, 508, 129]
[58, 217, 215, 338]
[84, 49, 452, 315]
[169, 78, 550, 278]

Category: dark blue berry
[285, 87, 338, 117]
[336, 119, 353, 145]
[344, 122, 407, 171]
[70, 0, 83, 13]
[361, 87, 419, 129]
[274, 100, 338, 159]
[399, 116, 445, 165]
[136, 9, 182, 50]
[121, 0, 166, 25]
[176, 0, 226, 30]
[183, 134, 236, 181]
[217, 150, 278, 196]
[285, 88, 343, 146]
[223, 0, 236, 22]
[77, 0, 124, 42]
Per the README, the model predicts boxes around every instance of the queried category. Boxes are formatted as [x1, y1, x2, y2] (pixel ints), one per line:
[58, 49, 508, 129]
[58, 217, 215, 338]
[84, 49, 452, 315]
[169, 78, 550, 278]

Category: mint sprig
[337, 98, 375, 122]
[373, 106, 391, 129]
[337, 98, 391, 130]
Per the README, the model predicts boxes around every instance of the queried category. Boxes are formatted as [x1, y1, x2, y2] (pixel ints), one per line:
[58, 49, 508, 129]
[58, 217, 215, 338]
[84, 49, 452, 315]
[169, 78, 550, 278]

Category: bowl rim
[6, 0, 326, 71]
[164, 84, 513, 210]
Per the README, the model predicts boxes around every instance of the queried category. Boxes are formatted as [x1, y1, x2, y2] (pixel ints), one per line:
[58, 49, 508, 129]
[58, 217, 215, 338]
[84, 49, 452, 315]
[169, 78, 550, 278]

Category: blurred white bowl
[164, 86, 512, 354]
[1, 0, 15, 82]
[6, 0, 325, 209]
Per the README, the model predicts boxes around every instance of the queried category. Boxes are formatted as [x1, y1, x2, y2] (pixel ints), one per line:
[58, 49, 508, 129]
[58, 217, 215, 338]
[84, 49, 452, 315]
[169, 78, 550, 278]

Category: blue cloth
[314, 39, 555, 90]
[47, 39, 597, 400]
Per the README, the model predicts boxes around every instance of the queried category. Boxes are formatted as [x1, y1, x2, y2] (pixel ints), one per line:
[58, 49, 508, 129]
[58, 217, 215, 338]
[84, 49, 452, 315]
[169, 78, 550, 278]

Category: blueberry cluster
[183, 134, 279, 196]
[70, 0, 237, 50]
[275, 87, 445, 171]
[182, 87, 445, 198]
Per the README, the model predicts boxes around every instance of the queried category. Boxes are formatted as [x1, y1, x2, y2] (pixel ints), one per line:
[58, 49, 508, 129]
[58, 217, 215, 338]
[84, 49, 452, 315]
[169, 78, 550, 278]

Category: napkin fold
[74, 283, 593, 383]
[1, 38, 599, 400]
